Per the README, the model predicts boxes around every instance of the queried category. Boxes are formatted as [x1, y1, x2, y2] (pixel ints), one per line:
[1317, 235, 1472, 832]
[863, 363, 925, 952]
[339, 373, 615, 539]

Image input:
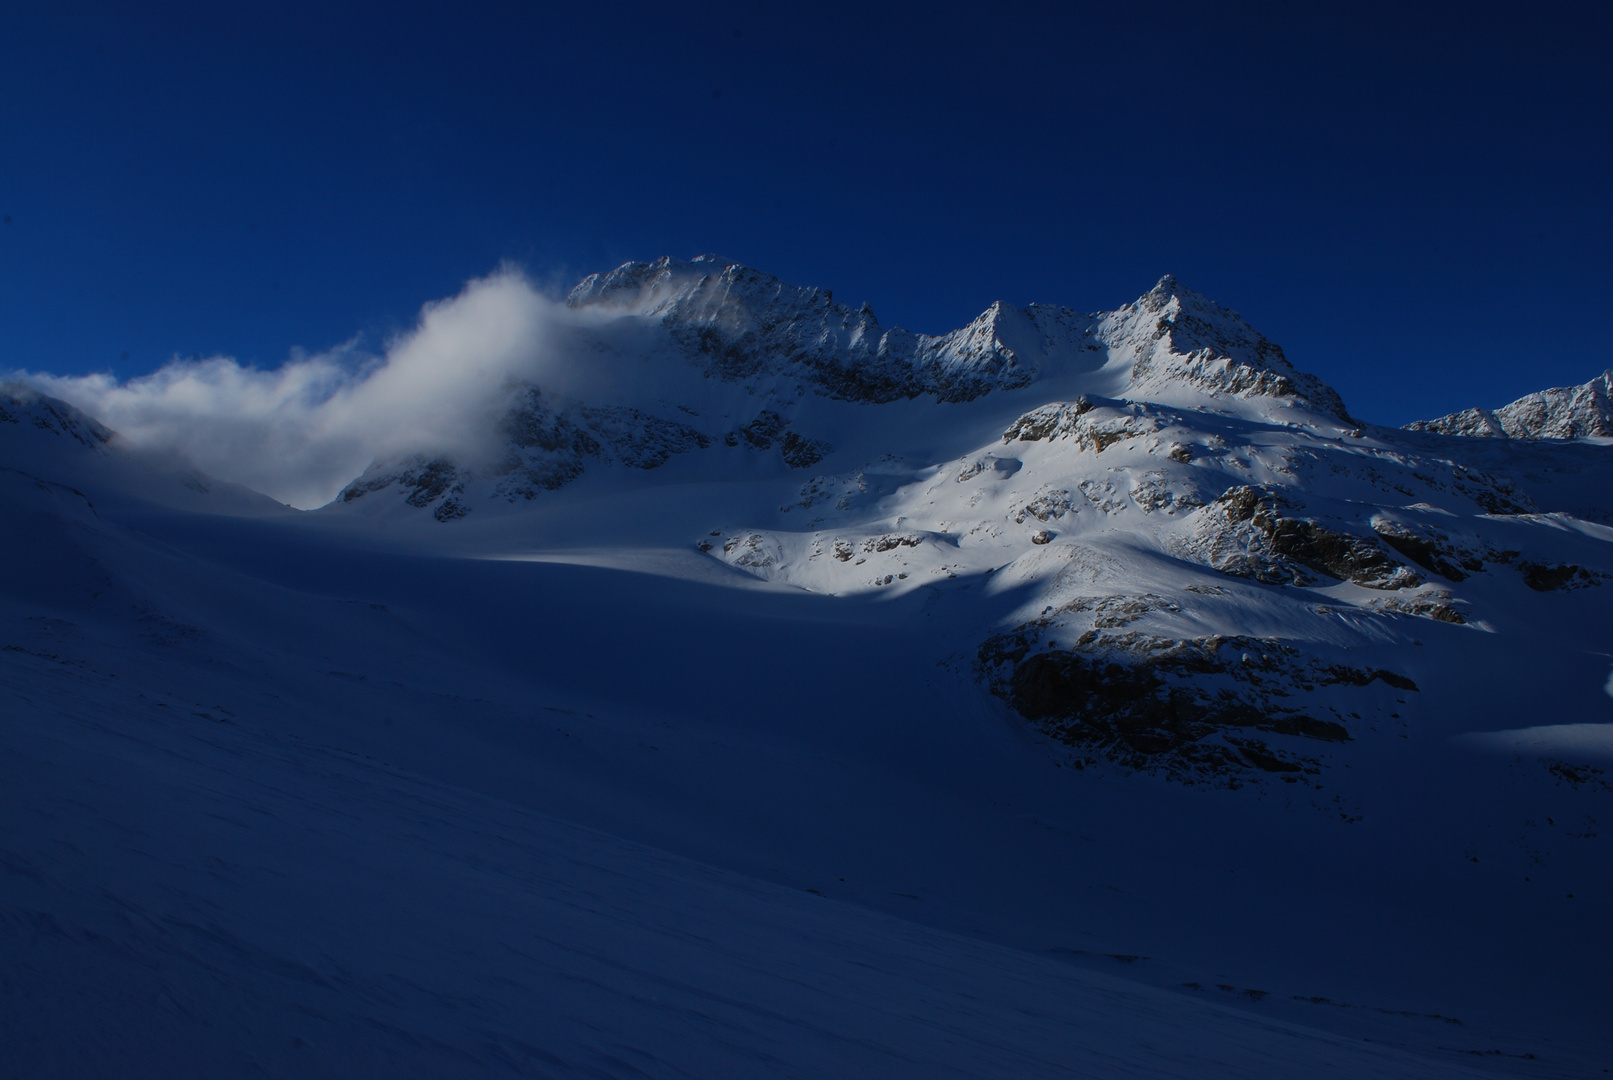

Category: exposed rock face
[1445, 466, 1536, 515]
[1181, 486, 1422, 590]
[861, 532, 924, 553]
[1369, 591, 1467, 624]
[1002, 397, 1172, 453]
[1407, 369, 1613, 439]
[720, 410, 833, 468]
[338, 386, 729, 517]
[721, 532, 779, 569]
[1014, 488, 1076, 524]
[780, 432, 831, 469]
[341, 456, 470, 522]
[977, 628, 1417, 784]
[1369, 518, 1484, 582]
[1519, 561, 1606, 592]
[1128, 471, 1205, 515]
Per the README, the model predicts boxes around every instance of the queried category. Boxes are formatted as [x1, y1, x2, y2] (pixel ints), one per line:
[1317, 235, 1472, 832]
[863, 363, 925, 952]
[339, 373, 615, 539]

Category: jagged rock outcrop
[1407, 369, 1613, 439]
[1369, 517, 1485, 582]
[1178, 486, 1423, 590]
[1002, 397, 1170, 452]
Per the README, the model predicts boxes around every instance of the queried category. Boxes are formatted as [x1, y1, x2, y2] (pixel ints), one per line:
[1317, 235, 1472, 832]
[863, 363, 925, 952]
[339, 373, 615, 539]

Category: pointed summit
[1143, 273, 1180, 303]
[1094, 278, 1352, 422]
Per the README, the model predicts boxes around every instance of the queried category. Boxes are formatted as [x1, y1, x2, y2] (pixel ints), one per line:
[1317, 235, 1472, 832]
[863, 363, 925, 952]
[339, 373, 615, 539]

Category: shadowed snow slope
[4, 263, 1613, 1077]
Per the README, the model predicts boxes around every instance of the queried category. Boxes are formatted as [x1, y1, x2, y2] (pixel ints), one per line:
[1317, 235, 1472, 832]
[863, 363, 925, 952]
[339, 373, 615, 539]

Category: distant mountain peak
[1407, 368, 1613, 439]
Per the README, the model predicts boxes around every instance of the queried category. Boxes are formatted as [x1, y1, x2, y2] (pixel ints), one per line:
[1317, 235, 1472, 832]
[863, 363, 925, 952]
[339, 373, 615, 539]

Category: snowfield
[4, 258, 1612, 1077]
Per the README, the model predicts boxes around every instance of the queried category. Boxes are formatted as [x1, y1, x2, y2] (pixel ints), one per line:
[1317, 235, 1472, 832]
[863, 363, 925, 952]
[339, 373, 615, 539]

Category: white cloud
[21, 267, 581, 509]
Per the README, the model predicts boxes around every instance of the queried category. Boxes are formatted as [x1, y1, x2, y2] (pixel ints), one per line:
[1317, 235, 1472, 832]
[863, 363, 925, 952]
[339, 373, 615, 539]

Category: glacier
[3, 258, 1612, 1077]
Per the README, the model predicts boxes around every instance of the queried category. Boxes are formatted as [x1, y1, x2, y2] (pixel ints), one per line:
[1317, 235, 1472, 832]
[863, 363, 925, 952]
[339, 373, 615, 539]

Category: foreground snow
[7, 646, 1509, 1079]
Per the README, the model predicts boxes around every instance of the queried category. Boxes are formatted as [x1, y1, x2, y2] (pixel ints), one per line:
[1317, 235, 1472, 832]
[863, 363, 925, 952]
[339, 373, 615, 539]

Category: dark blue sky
[3, 1, 1608, 425]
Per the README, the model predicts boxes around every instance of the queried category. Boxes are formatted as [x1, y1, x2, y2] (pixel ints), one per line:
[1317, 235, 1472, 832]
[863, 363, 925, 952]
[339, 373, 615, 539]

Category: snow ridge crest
[569, 255, 1043, 403]
[1407, 369, 1613, 439]
[569, 259, 1351, 418]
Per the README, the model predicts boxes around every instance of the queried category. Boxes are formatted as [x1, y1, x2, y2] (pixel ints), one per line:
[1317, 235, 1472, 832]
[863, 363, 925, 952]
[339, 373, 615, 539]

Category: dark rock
[976, 631, 1387, 782]
[433, 498, 469, 522]
[977, 624, 1426, 783]
[1371, 520, 1473, 581]
[1216, 486, 1420, 590]
[780, 431, 831, 469]
[1520, 561, 1603, 591]
[402, 459, 460, 509]
[733, 410, 785, 450]
[862, 533, 923, 553]
[1371, 669, 1418, 691]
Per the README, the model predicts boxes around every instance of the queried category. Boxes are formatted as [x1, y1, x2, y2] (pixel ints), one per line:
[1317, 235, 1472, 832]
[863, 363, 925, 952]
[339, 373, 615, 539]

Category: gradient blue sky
[3, 1, 1608, 425]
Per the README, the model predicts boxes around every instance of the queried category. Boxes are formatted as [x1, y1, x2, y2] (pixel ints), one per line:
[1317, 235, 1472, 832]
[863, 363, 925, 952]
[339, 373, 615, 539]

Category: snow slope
[4, 262, 1613, 1077]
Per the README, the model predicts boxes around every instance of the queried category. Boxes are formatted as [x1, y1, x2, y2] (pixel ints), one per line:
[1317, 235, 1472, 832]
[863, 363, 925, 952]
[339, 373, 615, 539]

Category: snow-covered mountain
[4, 263, 1612, 1077]
[1408, 368, 1613, 439]
[323, 257, 1610, 787]
[333, 257, 1353, 521]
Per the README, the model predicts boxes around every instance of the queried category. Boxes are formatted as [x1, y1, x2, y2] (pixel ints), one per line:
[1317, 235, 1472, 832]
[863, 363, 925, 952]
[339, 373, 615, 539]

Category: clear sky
[2, 1, 1608, 426]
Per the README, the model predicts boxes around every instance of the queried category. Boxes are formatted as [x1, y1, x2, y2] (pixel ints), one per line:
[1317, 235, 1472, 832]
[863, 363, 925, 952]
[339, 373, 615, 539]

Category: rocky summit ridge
[335, 257, 1359, 518]
[565, 256, 1352, 416]
[1407, 368, 1613, 439]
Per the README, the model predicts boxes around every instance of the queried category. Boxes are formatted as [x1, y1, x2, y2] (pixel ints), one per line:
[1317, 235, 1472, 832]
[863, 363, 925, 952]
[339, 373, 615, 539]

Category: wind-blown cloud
[21, 268, 581, 509]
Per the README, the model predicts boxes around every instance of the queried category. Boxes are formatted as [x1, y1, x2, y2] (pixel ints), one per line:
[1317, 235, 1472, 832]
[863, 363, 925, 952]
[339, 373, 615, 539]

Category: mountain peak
[1097, 278, 1351, 422]
[1143, 273, 1181, 303]
[1407, 368, 1613, 439]
[1128, 274, 1237, 321]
